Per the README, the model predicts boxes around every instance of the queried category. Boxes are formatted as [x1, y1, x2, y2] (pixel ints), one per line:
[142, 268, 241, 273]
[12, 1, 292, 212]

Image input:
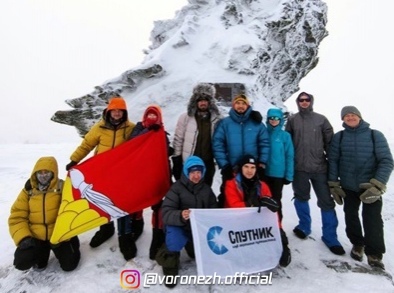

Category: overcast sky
[0, 0, 393, 144]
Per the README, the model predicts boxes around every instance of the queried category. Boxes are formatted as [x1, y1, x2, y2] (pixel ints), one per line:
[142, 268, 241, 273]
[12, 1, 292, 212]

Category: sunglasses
[298, 98, 311, 103]
[268, 117, 280, 121]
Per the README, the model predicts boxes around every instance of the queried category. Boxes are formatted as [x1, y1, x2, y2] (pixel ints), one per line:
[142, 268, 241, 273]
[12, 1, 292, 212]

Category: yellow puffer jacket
[70, 119, 135, 163]
[9, 156, 62, 246]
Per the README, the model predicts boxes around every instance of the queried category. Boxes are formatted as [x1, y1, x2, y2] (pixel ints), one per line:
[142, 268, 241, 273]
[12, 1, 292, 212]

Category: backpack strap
[24, 179, 33, 196]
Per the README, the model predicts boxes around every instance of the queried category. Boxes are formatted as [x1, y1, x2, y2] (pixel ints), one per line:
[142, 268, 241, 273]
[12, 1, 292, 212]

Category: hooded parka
[9, 157, 62, 246]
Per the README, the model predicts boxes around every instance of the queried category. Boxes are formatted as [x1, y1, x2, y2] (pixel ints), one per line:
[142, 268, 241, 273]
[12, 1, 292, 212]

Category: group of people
[8, 85, 393, 288]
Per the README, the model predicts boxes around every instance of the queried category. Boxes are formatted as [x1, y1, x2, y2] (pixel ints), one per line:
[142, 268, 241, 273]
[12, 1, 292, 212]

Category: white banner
[190, 207, 282, 276]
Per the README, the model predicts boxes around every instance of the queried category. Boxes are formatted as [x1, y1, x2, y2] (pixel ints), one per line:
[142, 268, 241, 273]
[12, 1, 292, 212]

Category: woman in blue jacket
[264, 108, 294, 267]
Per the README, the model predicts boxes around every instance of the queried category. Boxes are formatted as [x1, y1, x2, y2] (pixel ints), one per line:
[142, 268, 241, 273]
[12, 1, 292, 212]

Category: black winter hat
[237, 155, 258, 168]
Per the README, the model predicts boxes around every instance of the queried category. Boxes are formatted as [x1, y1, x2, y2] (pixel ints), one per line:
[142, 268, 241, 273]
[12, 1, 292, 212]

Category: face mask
[36, 170, 53, 186]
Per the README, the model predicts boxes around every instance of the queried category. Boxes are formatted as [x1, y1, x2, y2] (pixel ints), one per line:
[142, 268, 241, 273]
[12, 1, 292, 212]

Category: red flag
[50, 129, 170, 244]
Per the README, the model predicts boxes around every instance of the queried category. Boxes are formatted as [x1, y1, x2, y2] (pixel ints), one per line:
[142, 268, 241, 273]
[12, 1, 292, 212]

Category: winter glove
[328, 181, 346, 205]
[283, 179, 292, 185]
[18, 237, 37, 250]
[250, 110, 263, 123]
[257, 164, 265, 180]
[148, 124, 161, 131]
[359, 178, 386, 204]
[220, 165, 234, 181]
[66, 161, 78, 171]
[171, 156, 183, 180]
[259, 196, 279, 213]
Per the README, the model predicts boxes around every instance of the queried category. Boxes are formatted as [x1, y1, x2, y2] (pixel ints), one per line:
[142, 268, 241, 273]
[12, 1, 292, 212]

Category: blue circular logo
[207, 226, 228, 255]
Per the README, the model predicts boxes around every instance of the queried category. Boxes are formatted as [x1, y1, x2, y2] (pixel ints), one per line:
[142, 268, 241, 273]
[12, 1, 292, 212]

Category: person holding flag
[65, 96, 136, 260]
[223, 154, 291, 267]
[128, 104, 174, 260]
[156, 156, 217, 288]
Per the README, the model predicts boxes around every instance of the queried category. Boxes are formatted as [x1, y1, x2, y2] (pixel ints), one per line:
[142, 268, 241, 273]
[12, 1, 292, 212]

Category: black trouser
[343, 189, 385, 257]
[265, 176, 285, 223]
[202, 159, 215, 187]
[14, 236, 80, 272]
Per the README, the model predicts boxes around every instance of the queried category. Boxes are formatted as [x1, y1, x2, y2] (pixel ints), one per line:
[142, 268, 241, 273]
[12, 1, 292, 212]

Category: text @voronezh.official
[120, 270, 273, 289]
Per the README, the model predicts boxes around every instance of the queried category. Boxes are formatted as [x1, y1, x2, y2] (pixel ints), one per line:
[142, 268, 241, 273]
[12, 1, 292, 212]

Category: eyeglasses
[298, 98, 311, 103]
[268, 117, 280, 121]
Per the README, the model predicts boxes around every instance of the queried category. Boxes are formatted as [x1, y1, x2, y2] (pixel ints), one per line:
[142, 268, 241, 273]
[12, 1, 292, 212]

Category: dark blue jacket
[328, 120, 393, 191]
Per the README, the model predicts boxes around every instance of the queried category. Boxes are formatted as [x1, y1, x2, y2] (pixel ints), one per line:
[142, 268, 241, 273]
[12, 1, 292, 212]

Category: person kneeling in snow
[8, 156, 80, 272]
[223, 154, 291, 267]
[156, 156, 217, 288]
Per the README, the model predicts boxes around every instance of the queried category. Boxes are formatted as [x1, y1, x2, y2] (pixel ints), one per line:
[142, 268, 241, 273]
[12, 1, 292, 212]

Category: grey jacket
[162, 174, 218, 229]
[285, 93, 333, 173]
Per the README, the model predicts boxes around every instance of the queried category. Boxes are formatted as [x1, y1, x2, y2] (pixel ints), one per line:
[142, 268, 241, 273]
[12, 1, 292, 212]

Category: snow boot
[350, 245, 364, 262]
[279, 229, 291, 267]
[156, 246, 180, 288]
[89, 222, 115, 248]
[321, 209, 345, 255]
[293, 199, 311, 239]
[118, 233, 137, 261]
[367, 255, 385, 270]
[149, 228, 165, 260]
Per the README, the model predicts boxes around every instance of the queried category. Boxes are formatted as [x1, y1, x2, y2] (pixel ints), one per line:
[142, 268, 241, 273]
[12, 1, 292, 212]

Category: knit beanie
[232, 94, 250, 106]
[107, 97, 127, 110]
[238, 154, 257, 169]
[341, 106, 362, 120]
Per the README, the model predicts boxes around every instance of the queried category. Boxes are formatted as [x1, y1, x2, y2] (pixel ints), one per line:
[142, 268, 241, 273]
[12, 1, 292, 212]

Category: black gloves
[259, 196, 279, 213]
[221, 165, 234, 181]
[250, 110, 263, 123]
[66, 161, 77, 171]
[283, 179, 292, 185]
[148, 124, 161, 131]
[18, 237, 37, 250]
[257, 164, 265, 180]
[171, 156, 183, 180]
[359, 178, 386, 204]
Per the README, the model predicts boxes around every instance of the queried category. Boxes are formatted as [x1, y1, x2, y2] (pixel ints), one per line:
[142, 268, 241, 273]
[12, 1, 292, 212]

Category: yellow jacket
[9, 157, 62, 246]
[70, 119, 135, 163]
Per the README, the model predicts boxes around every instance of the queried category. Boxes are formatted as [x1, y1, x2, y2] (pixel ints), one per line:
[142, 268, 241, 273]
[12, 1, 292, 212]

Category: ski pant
[14, 236, 80, 272]
[292, 171, 335, 210]
[117, 210, 144, 236]
[165, 225, 193, 252]
[265, 176, 285, 223]
[343, 189, 385, 257]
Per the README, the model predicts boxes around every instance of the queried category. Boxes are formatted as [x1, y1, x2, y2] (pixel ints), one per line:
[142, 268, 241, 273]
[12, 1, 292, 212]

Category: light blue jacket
[265, 108, 294, 181]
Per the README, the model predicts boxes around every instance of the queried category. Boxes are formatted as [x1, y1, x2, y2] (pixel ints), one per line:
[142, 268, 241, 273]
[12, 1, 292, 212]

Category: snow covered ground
[0, 142, 393, 292]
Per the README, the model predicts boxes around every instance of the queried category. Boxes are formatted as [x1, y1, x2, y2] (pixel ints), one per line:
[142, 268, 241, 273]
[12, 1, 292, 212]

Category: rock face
[52, 0, 328, 136]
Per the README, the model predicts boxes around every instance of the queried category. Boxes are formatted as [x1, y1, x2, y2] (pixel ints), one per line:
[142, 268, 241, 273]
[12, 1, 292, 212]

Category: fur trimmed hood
[187, 83, 220, 117]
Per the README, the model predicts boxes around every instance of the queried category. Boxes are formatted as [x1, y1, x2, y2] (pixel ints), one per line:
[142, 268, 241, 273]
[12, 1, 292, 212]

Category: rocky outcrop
[52, 0, 328, 136]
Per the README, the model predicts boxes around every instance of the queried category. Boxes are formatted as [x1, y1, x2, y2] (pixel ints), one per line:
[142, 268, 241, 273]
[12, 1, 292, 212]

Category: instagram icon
[120, 269, 140, 289]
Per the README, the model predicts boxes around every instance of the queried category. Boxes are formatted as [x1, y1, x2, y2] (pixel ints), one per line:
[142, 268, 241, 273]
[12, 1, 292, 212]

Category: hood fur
[187, 83, 220, 117]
